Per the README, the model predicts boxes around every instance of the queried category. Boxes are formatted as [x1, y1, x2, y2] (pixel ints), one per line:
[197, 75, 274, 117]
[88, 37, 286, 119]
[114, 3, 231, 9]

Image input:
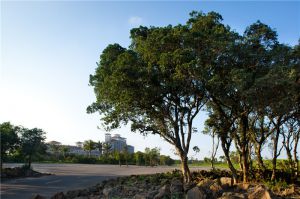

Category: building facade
[105, 133, 134, 154]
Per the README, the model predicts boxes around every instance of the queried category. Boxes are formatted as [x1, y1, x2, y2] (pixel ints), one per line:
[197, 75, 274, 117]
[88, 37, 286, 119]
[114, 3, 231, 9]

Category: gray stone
[219, 192, 245, 199]
[154, 184, 170, 199]
[51, 192, 65, 199]
[103, 187, 113, 198]
[170, 179, 183, 193]
[147, 190, 158, 198]
[31, 194, 46, 199]
[65, 190, 81, 198]
[88, 186, 98, 194]
[248, 185, 271, 199]
[197, 179, 215, 188]
[186, 187, 207, 199]
[219, 177, 233, 187]
[134, 194, 148, 199]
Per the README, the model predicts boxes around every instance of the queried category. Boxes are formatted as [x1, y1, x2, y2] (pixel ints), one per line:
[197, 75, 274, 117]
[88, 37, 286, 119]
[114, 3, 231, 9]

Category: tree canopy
[88, 11, 299, 183]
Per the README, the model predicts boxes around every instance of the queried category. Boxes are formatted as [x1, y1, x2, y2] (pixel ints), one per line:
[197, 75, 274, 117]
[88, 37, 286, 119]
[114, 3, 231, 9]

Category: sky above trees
[1, 1, 299, 159]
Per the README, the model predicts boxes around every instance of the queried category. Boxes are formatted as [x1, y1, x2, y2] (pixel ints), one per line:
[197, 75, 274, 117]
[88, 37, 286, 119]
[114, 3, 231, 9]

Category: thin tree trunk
[221, 139, 238, 183]
[255, 144, 266, 171]
[293, 130, 299, 177]
[28, 155, 32, 168]
[241, 147, 249, 183]
[0, 157, 3, 171]
[271, 125, 280, 181]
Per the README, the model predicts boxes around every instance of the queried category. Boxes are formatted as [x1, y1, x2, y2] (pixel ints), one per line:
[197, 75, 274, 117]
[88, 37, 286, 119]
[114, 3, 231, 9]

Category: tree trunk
[28, 155, 32, 168]
[255, 144, 266, 171]
[179, 151, 191, 183]
[0, 157, 3, 171]
[221, 139, 238, 183]
[241, 147, 249, 183]
[271, 126, 280, 181]
[293, 130, 299, 177]
[211, 133, 215, 170]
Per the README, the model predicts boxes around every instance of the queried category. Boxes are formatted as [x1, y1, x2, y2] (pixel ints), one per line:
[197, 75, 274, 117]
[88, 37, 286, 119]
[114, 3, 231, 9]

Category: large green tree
[0, 122, 19, 170]
[88, 11, 234, 183]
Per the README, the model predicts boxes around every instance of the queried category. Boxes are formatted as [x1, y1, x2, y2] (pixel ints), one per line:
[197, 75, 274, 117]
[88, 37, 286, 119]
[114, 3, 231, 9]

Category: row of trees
[88, 11, 299, 183]
[0, 122, 46, 170]
[1, 123, 175, 167]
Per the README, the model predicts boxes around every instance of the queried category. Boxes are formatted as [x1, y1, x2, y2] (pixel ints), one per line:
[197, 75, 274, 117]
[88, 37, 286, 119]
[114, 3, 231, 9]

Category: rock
[219, 177, 233, 187]
[219, 192, 245, 199]
[170, 179, 183, 197]
[197, 179, 215, 188]
[88, 196, 101, 199]
[186, 187, 207, 199]
[31, 194, 46, 199]
[79, 189, 89, 196]
[282, 185, 295, 196]
[51, 192, 65, 199]
[147, 190, 158, 198]
[234, 183, 251, 191]
[248, 185, 271, 199]
[134, 193, 147, 199]
[103, 187, 113, 198]
[88, 186, 98, 193]
[209, 181, 223, 198]
[65, 190, 81, 198]
[154, 184, 170, 199]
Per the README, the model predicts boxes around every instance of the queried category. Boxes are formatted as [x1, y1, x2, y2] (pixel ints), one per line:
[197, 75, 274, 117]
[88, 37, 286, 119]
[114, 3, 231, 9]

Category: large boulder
[248, 185, 271, 199]
[186, 187, 207, 199]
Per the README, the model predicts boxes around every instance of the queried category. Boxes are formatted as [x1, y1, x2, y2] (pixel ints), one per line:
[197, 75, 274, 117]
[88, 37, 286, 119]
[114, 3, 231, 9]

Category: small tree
[135, 151, 144, 166]
[0, 122, 19, 170]
[83, 140, 96, 157]
[102, 142, 112, 159]
[95, 141, 103, 158]
[60, 145, 69, 159]
[48, 141, 61, 160]
[20, 128, 46, 168]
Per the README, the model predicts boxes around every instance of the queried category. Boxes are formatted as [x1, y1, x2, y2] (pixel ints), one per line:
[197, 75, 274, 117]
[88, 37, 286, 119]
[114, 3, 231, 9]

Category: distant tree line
[88, 10, 299, 183]
[0, 122, 174, 167]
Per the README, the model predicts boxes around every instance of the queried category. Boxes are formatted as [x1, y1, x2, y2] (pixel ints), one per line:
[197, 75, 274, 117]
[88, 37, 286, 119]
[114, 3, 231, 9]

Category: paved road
[1, 163, 209, 199]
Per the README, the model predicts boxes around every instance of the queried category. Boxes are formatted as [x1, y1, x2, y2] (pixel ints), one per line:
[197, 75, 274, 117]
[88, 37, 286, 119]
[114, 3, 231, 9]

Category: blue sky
[1, 1, 299, 159]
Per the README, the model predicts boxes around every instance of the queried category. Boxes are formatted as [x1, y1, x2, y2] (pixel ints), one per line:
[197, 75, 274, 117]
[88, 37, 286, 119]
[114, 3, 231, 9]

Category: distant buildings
[46, 133, 134, 157]
[105, 133, 134, 154]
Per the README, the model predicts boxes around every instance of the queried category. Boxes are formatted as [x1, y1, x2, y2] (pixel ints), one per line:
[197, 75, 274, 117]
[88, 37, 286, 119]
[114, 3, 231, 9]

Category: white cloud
[128, 16, 143, 26]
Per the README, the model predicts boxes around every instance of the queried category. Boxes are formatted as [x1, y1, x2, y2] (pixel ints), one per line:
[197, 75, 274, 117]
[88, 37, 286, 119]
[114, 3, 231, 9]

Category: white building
[105, 133, 134, 154]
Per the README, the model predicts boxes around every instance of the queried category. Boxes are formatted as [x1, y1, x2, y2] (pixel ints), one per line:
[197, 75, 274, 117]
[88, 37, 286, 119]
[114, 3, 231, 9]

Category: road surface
[1, 163, 209, 199]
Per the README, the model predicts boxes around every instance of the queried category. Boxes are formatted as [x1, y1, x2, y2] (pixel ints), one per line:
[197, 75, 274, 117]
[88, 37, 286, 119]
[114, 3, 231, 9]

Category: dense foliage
[88, 11, 299, 183]
[0, 122, 47, 169]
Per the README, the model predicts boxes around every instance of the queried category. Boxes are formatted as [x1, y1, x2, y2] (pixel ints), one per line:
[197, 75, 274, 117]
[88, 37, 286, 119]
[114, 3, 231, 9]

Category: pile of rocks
[1, 167, 50, 179]
[33, 173, 298, 199]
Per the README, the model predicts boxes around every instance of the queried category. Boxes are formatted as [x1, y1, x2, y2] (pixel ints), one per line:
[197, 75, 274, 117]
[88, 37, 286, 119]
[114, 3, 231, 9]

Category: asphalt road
[1, 163, 209, 199]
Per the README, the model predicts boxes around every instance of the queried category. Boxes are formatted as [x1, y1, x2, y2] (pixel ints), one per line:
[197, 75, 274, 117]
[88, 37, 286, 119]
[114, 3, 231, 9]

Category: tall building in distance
[105, 133, 134, 154]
